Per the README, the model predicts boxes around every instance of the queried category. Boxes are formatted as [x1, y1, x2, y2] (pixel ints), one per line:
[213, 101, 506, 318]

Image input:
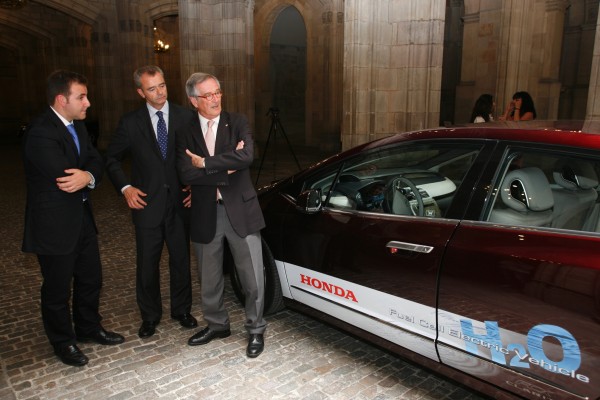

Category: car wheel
[228, 238, 285, 315]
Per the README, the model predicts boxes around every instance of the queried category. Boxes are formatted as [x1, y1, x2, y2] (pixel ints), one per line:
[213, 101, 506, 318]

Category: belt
[216, 198, 224, 205]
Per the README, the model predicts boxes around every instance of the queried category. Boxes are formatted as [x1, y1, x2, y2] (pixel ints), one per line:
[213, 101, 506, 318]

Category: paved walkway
[0, 142, 488, 400]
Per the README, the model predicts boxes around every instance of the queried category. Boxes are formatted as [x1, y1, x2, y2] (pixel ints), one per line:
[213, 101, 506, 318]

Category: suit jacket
[106, 102, 193, 228]
[22, 106, 104, 255]
[176, 111, 265, 243]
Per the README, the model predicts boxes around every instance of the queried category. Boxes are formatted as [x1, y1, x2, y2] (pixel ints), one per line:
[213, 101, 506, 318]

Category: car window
[318, 142, 482, 218]
[487, 148, 600, 233]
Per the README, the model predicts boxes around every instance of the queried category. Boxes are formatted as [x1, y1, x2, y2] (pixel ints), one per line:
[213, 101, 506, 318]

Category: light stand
[255, 107, 301, 185]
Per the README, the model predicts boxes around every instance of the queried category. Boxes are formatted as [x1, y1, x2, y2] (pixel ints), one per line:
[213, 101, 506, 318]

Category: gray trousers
[192, 204, 267, 334]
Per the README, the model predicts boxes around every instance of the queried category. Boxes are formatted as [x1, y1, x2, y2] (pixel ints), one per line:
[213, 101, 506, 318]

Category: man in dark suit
[176, 72, 267, 358]
[22, 70, 124, 367]
[106, 65, 197, 339]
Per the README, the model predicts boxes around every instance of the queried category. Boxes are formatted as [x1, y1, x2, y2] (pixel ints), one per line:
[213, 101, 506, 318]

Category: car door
[278, 140, 494, 361]
[437, 144, 600, 400]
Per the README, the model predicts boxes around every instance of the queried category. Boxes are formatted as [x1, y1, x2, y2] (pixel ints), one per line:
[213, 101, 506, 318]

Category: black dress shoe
[246, 334, 264, 358]
[78, 328, 125, 345]
[171, 313, 198, 328]
[188, 326, 231, 346]
[138, 321, 159, 338]
[54, 344, 88, 366]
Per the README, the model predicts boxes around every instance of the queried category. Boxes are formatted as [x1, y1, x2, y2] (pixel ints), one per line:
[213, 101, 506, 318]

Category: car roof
[361, 121, 600, 153]
[279, 121, 600, 185]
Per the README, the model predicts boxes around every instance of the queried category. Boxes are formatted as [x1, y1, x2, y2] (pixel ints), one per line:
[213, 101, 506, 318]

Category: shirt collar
[147, 101, 169, 117]
[50, 106, 72, 127]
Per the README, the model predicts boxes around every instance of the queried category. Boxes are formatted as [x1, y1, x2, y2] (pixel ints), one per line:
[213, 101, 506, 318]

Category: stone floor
[0, 140, 489, 400]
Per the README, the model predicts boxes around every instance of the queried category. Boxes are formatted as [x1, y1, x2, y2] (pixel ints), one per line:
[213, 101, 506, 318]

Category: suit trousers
[134, 194, 191, 322]
[37, 202, 102, 347]
[193, 203, 267, 334]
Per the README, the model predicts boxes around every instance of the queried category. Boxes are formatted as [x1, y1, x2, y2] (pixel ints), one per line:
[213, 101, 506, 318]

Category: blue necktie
[156, 111, 168, 159]
[66, 123, 80, 154]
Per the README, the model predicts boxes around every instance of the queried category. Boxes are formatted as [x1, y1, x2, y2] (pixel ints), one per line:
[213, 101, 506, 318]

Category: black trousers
[134, 196, 191, 322]
[38, 202, 102, 347]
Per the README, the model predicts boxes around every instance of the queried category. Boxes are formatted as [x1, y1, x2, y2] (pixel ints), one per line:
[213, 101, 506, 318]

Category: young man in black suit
[106, 66, 197, 339]
[22, 70, 124, 367]
[177, 72, 267, 358]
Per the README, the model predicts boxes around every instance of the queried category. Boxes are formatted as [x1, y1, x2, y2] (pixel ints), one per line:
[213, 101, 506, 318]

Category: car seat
[551, 159, 598, 231]
[489, 167, 554, 227]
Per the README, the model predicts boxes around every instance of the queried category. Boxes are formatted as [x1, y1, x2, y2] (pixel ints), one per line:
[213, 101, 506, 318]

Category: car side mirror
[296, 189, 322, 214]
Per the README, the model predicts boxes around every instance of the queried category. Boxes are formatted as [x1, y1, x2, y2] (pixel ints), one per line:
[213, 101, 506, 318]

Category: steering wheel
[384, 176, 424, 216]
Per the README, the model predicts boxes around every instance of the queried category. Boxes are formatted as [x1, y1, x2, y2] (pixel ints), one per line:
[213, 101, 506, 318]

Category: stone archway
[254, 0, 343, 153]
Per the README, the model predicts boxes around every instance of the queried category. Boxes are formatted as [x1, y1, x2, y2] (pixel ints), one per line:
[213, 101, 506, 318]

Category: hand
[228, 140, 245, 174]
[182, 185, 192, 208]
[186, 149, 205, 169]
[123, 186, 147, 210]
[56, 169, 91, 193]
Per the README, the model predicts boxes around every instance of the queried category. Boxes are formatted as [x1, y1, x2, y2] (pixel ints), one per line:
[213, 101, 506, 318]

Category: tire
[228, 238, 285, 315]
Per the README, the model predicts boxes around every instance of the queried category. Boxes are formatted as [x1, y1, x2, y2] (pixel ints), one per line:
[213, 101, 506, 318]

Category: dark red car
[232, 124, 600, 399]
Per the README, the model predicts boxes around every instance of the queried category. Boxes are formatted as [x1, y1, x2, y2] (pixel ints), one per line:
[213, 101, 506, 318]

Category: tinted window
[316, 142, 482, 218]
[488, 148, 600, 232]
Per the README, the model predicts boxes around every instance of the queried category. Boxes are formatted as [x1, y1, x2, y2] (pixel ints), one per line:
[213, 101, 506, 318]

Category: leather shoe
[138, 321, 159, 338]
[188, 326, 231, 346]
[246, 334, 264, 358]
[78, 328, 125, 345]
[171, 313, 198, 328]
[54, 344, 88, 366]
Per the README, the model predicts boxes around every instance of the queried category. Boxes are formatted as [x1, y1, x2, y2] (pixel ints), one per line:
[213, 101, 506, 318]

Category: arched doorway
[268, 6, 306, 147]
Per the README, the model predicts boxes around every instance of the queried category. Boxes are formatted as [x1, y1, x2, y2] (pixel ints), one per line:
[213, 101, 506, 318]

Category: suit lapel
[215, 112, 230, 155]
[136, 107, 163, 160]
[189, 114, 210, 157]
[47, 108, 81, 163]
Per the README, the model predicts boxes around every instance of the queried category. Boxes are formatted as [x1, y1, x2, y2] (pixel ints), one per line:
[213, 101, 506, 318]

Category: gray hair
[185, 72, 220, 97]
[133, 65, 164, 88]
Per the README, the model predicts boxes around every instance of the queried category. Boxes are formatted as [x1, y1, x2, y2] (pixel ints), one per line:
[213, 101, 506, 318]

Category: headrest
[553, 159, 598, 190]
[501, 167, 554, 212]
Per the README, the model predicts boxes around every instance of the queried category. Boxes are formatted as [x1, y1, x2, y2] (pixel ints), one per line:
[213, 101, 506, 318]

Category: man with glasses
[106, 65, 197, 339]
[177, 72, 267, 358]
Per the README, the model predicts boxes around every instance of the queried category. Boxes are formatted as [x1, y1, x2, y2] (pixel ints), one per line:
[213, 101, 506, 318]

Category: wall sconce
[153, 26, 170, 53]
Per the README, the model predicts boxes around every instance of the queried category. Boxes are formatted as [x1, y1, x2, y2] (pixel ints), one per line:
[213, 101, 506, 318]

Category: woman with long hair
[500, 91, 537, 121]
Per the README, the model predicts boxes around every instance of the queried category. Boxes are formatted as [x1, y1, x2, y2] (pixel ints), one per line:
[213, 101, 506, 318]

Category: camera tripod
[255, 107, 301, 185]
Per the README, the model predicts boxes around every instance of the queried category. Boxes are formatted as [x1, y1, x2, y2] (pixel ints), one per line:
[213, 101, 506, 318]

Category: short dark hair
[46, 70, 87, 106]
[133, 65, 164, 88]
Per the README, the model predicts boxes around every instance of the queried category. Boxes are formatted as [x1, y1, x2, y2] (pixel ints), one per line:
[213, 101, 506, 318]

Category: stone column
[496, 0, 568, 120]
[342, 0, 445, 150]
[115, 1, 154, 113]
[584, 3, 600, 132]
[179, 0, 254, 121]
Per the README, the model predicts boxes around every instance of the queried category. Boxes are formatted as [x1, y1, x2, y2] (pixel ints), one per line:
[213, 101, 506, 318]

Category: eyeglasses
[196, 90, 223, 101]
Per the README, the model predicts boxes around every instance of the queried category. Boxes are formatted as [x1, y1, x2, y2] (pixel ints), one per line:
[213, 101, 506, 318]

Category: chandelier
[0, 0, 26, 9]
[153, 26, 170, 53]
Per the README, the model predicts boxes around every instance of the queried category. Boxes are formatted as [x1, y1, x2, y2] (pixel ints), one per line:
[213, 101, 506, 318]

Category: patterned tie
[156, 110, 168, 159]
[66, 123, 80, 154]
[205, 120, 215, 156]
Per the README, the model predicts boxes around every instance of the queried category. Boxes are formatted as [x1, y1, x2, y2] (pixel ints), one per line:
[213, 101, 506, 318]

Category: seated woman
[500, 91, 537, 121]
[470, 94, 495, 123]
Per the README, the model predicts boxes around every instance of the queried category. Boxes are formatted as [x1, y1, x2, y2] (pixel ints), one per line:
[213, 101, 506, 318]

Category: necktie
[205, 120, 215, 156]
[67, 123, 86, 200]
[66, 123, 80, 154]
[205, 120, 221, 200]
[156, 111, 168, 159]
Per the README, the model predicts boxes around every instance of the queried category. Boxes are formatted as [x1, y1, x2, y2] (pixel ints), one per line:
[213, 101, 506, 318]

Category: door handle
[386, 241, 433, 254]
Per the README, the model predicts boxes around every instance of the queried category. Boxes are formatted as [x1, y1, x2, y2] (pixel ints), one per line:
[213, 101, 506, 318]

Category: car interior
[305, 144, 479, 218]
[488, 152, 600, 233]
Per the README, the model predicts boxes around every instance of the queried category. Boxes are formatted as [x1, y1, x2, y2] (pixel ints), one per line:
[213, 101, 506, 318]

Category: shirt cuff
[86, 172, 96, 189]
